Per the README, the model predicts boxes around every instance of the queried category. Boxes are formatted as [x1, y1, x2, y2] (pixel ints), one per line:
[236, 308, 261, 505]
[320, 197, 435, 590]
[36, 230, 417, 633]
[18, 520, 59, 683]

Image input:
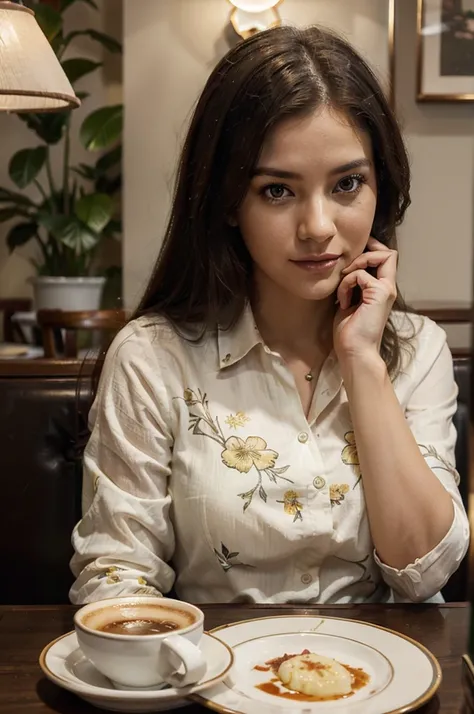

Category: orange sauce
[253, 665, 271, 672]
[254, 652, 370, 703]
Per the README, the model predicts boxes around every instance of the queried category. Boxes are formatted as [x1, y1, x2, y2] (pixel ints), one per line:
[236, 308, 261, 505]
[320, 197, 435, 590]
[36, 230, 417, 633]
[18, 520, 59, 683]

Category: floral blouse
[70, 307, 469, 605]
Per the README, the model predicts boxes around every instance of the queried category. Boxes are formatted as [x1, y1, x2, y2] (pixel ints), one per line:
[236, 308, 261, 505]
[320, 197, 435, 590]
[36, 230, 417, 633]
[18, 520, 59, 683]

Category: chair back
[37, 309, 127, 358]
[0, 298, 32, 342]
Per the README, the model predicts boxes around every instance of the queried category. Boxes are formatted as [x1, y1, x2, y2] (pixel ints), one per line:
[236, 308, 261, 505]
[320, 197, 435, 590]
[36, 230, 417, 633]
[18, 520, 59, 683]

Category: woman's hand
[333, 237, 397, 365]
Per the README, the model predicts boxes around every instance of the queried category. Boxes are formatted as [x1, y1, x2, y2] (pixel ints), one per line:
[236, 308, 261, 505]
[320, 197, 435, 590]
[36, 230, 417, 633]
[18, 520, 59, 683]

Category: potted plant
[0, 0, 122, 311]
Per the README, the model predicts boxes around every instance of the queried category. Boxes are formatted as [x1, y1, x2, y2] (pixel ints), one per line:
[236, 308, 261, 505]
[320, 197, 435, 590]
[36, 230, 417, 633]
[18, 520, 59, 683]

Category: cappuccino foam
[81, 602, 196, 635]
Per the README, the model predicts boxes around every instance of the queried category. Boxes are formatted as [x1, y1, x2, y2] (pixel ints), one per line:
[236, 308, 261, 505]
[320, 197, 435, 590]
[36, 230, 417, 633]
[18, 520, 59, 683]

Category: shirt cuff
[373, 504, 469, 602]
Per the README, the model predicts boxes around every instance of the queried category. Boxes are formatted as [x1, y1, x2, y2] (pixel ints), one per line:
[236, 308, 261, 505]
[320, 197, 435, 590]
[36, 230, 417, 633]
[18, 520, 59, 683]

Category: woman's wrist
[339, 350, 387, 393]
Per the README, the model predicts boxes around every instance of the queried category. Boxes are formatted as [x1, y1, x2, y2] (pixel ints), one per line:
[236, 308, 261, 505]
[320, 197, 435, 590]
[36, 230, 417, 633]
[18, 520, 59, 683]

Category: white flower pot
[31, 276, 106, 311]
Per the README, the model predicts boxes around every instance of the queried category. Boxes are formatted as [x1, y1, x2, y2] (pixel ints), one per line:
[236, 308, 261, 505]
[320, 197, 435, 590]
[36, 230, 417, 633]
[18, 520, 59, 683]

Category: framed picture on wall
[417, 0, 474, 101]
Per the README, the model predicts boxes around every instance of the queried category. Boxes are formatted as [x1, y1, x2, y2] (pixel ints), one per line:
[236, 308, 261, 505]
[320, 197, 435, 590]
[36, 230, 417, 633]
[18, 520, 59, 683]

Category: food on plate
[277, 652, 352, 697]
[254, 648, 370, 701]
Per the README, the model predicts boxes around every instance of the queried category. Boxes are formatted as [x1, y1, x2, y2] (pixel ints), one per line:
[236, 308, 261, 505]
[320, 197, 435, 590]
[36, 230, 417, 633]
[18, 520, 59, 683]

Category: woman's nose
[296, 196, 336, 243]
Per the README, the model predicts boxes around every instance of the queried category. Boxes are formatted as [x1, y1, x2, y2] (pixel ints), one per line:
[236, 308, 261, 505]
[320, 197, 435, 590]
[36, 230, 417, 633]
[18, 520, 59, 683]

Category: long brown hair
[137, 25, 414, 375]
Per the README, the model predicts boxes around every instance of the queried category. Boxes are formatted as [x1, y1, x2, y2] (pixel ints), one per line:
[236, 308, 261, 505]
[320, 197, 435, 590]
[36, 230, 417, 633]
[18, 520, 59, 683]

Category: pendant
[305, 372, 313, 382]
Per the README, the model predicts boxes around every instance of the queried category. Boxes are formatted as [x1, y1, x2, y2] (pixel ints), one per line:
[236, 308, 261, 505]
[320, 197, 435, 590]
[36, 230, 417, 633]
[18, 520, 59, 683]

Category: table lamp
[0, 0, 79, 112]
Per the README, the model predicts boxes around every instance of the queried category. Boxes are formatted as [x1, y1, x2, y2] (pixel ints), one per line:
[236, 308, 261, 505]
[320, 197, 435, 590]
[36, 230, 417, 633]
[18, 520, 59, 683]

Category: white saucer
[39, 630, 234, 712]
[193, 615, 441, 713]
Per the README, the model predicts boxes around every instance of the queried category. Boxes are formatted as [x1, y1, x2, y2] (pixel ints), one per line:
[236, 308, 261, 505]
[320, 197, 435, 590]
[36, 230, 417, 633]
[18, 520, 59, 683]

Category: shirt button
[298, 432, 308, 444]
[301, 573, 313, 585]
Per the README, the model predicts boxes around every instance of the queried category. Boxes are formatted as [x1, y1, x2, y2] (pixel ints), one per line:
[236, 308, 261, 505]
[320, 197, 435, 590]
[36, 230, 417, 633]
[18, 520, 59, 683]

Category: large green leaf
[80, 105, 123, 151]
[9, 147, 48, 189]
[32, 4, 63, 42]
[61, 0, 99, 10]
[61, 58, 102, 84]
[103, 218, 122, 237]
[18, 113, 68, 145]
[39, 214, 99, 255]
[0, 188, 36, 208]
[6, 223, 38, 252]
[64, 29, 122, 54]
[96, 144, 122, 174]
[0, 207, 21, 223]
[71, 164, 96, 181]
[75, 194, 114, 233]
[96, 175, 121, 195]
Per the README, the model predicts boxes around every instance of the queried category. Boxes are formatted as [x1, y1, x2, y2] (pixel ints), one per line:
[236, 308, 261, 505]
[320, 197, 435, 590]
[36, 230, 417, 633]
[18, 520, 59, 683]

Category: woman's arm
[70, 324, 176, 604]
[341, 341, 461, 570]
[335, 238, 469, 601]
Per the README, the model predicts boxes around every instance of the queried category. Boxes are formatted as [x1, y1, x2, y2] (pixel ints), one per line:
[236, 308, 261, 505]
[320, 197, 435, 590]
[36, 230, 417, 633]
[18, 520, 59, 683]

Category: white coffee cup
[74, 596, 206, 690]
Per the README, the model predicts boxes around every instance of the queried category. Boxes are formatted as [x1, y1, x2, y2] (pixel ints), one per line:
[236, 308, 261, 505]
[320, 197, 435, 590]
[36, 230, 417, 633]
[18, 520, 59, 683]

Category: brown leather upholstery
[442, 355, 470, 601]
[0, 363, 90, 605]
[0, 356, 470, 605]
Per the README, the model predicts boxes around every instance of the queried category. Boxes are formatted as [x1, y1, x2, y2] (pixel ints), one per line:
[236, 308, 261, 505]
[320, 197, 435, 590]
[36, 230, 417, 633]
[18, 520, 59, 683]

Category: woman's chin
[288, 282, 338, 303]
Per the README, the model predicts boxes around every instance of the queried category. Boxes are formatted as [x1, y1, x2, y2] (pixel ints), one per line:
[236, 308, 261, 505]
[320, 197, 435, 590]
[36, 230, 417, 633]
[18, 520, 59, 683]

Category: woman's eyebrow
[252, 158, 371, 180]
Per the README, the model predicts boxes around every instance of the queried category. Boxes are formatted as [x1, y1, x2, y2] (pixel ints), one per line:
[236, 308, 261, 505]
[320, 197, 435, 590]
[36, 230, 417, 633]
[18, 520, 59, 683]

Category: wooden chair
[0, 297, 32, 343]
[37, 309, 127, 358]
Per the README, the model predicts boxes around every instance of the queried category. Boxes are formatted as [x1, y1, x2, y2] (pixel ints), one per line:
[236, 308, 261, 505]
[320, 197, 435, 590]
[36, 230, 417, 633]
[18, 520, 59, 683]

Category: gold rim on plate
[192, 614, 442, 714]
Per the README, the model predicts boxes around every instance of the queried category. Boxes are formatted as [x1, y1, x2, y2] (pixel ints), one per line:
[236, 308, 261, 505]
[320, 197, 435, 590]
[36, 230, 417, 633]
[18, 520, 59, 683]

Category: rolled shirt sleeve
[70, 324, 176, 604]
[374, 322, 469, 602]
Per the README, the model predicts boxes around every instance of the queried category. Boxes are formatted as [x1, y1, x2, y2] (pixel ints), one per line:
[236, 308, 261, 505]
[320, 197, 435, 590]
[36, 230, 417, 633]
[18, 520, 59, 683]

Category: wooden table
[0, 603, 470, 713]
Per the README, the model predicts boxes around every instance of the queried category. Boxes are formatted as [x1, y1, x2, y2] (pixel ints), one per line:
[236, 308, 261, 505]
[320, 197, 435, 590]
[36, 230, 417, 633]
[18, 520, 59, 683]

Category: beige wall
[395, 0, 474, 347]
[0, 0, 122, 300]
[123, 0, 390, 308]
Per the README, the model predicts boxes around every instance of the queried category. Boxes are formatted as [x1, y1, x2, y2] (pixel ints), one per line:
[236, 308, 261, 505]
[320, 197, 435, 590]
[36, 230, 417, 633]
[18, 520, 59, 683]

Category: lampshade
[229, 0, 281, 11]
[0, 1, 80, 112]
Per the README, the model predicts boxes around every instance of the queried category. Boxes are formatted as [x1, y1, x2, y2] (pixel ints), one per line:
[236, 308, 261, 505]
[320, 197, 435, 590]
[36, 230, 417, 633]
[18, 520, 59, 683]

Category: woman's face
[237, 106, 378, 304]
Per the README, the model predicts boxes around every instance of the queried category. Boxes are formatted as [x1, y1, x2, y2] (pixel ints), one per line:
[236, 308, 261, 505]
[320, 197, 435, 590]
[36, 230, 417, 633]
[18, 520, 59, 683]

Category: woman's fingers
[337, 269, 377, 310]
[342, 242, 397, 284]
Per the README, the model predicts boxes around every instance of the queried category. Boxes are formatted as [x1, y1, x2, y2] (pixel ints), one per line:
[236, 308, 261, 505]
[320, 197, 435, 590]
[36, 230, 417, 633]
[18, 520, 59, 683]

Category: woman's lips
[291, 257, 340, 273]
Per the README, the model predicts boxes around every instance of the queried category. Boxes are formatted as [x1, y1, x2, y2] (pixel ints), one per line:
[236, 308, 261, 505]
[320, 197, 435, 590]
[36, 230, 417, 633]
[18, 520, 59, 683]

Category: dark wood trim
[0, 359, 94, 378]
[410, 302, 472, 324]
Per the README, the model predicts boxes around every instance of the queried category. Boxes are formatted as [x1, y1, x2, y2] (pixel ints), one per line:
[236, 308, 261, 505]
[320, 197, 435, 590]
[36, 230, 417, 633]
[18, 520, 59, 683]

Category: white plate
[193, 615, 441, 714]
[39, 631, 234, 712]
[0, 343, 43, 360]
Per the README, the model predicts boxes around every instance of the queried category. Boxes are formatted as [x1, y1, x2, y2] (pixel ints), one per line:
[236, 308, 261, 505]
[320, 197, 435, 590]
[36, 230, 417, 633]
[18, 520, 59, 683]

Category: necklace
[304, 356, 321, 382]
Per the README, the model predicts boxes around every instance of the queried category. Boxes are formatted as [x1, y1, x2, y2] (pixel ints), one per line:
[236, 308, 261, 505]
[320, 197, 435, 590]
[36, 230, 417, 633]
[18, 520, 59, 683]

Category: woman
[70, 25, 469, 605]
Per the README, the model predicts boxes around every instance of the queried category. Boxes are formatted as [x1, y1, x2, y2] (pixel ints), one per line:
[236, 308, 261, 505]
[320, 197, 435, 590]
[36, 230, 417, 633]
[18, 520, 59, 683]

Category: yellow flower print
[134, 586, 159, 596]
[341, 431, 362, 487]
[177, 387, 292, 511]
[330, 483, 350, 506]
[137, 576, 148, 585]
[183, 388, 197, 406]
[277, 489, 303, 522]
[221, 436, 278, 473]
[98, 566, 125, 585]
[225, 411, 250, 429]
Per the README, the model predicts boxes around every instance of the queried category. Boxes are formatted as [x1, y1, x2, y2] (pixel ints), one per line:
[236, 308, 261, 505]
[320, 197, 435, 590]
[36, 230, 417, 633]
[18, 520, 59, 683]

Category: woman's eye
[262, 184, 291, 201]
[335, 174, 365, 194]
